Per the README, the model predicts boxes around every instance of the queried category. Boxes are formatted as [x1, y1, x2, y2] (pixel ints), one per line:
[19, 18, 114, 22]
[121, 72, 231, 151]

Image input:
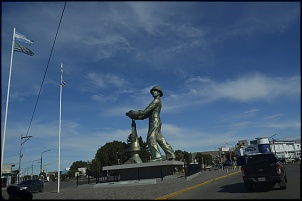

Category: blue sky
[1, 2, 300, 175]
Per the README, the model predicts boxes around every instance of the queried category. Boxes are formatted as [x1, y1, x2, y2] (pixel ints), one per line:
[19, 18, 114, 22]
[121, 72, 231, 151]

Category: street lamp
[43, 161, 58, 173]
[268, 134, 276, 140]
[40, 149, 52, 178]
[269, 134, 277, 154]
[18, 134, 32, 183]
[225, 143, 234, 166]
[31, 159, 40, 179]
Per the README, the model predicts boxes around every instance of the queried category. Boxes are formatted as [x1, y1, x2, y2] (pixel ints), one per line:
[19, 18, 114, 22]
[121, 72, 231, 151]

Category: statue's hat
[150, 86, 163, 97]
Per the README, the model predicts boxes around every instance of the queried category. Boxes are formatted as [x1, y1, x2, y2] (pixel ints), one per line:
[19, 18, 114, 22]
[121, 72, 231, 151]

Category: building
[1, 164, 17, 187]
[233, 137, 301, 165]
[270, 140, 301, 160]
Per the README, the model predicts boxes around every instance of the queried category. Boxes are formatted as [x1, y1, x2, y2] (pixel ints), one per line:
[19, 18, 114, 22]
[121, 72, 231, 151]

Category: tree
[69, 161, 89, 171]
[94, 140, 128, 167]
[89, 159, 102, 176]
[195, 153, 213, 166]
[138, 136, 151, 162]
[174, 149, 184, 161]
[174, 150, 192, 164]
[67, 169, 77, 179]
[183, 151, 192, 164]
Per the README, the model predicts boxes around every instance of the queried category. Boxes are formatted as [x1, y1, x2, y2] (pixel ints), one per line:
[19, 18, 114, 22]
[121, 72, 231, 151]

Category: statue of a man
[126, 86, 176, 161]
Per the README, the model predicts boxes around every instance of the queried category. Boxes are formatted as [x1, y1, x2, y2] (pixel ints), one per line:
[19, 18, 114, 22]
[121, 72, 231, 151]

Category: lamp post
[116, 152, 119, 165]
[225, 143, 234, 166]
[43, 161, 58, 173]
[40, 149, 52, 178]
[18, 134, 32, 183]
[31, 159, 40, 179]
[43, 161, 57, 181]
[269, 134, 277, 154]
[268, 134, 276, 140]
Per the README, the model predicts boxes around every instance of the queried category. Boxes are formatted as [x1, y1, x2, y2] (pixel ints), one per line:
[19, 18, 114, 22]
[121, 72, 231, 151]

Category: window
[258, 144, 270, 153]
[247, 154, 278, 165]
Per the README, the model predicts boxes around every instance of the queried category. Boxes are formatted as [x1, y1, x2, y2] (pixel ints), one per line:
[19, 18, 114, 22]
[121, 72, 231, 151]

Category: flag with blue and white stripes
[15, 31, 34, 44]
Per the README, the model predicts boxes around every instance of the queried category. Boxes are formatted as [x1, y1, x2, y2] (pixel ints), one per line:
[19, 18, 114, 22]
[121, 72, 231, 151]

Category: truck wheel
[244, 182, 253, 192]
[279, 180, 287, 189]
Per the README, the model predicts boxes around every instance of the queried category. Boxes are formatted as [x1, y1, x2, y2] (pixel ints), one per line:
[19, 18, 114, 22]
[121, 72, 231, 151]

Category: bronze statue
[126, 86, 176, 161]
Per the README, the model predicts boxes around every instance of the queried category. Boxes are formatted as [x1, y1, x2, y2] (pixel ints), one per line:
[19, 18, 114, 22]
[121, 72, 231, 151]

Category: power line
[25, 2, 67, 136]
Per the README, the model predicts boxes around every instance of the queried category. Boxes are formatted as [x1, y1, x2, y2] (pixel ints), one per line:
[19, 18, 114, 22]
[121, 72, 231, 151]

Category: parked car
[285, 158, 295, 163]
[17, 179, 44, 192]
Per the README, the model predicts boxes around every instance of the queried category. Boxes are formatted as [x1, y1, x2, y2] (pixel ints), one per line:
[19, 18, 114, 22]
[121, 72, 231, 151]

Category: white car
[285, 158, 295, 163]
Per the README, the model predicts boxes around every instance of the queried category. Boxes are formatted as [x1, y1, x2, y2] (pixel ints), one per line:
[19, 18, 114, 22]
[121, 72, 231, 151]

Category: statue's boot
[149, 157, 162, 162]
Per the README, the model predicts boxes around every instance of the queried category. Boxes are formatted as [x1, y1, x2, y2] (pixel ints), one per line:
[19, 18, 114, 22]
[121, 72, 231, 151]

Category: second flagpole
[58, 63, 64, 193]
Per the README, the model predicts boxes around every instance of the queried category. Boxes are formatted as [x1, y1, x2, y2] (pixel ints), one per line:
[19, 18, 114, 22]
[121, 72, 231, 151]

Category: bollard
[95, 171, 98, 184]
[76, 174, 79, 187]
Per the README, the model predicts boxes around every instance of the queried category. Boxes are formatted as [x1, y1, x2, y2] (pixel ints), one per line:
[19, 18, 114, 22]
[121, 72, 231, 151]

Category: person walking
[126, 86, 176, 161]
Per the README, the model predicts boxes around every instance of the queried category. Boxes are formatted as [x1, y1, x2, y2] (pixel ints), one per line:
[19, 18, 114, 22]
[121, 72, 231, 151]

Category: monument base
[102, 160, 184, 181]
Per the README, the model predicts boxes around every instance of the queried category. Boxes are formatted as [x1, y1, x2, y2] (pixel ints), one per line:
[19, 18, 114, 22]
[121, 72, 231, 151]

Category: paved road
[168, 163, 300, 199]
[2, 168, 239, 200]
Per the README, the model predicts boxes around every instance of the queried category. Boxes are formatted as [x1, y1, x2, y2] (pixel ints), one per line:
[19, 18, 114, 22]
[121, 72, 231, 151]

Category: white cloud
[264, 113, 285, 120]
[244, 109, 261, 114]
[86, 72, 128, 90]
[163, 73, 300, 113]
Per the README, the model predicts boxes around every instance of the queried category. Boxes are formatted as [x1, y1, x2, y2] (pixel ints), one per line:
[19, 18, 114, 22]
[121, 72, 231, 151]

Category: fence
[74, 171, 121, 186]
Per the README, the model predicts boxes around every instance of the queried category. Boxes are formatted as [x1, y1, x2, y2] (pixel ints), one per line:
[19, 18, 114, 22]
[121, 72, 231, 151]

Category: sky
[1, 2, 301, 176]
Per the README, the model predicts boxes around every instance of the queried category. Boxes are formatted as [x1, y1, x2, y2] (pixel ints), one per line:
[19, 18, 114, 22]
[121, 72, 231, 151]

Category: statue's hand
[126, 110, 137, 118]
[126, 110, 146, 120]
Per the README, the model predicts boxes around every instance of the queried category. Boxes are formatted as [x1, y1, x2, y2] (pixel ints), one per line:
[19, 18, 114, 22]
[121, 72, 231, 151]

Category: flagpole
[58, 63, 63, 193]
[1, 27, 16, 180]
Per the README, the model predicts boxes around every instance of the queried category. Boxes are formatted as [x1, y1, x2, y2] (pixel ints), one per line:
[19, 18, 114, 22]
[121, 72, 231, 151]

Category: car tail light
[241, 167, 245, 176]
[275, 163, 281, 174]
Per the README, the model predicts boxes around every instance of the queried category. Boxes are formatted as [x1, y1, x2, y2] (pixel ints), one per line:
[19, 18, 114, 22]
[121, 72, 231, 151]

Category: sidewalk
[2, 168, 240, 200]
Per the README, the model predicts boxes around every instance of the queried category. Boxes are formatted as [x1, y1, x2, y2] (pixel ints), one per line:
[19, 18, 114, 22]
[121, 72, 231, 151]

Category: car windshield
[247, 154, 278, 165]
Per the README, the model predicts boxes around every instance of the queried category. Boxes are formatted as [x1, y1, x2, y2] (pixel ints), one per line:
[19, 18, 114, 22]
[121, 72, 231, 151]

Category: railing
[184, 164, 202, 178]
[74, 173, 121, 186]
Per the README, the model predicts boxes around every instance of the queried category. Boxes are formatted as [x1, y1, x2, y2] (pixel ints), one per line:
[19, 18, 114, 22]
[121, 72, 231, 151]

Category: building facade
[270, 140, 301, 160]
[233, 137, 301, 165]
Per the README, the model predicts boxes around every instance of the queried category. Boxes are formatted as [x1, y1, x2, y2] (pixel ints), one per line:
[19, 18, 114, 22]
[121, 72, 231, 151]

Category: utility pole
[18, 134, 32, 183]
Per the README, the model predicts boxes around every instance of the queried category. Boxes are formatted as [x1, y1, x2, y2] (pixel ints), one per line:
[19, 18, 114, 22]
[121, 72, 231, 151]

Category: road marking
[155, 171, 241, 200]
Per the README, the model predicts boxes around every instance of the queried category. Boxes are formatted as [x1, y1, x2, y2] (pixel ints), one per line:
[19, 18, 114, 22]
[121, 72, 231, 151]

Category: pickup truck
[241, 153, 287, 191]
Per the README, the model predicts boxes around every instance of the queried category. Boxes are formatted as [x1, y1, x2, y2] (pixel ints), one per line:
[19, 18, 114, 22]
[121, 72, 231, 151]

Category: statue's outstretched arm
[126, 110, 146, 120]
[126, 99, 158, 120]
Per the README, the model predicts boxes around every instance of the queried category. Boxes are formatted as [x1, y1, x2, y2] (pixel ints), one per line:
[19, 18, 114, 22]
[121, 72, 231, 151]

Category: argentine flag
[14, 42, 34, 56]
[15, 31, 34, 44]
